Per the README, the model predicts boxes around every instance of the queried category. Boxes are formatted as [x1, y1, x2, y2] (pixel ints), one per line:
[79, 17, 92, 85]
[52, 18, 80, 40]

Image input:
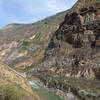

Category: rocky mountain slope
[28, 0, 100, 100]
[0, 11, 67, 71]
[0, 61, 41, 100]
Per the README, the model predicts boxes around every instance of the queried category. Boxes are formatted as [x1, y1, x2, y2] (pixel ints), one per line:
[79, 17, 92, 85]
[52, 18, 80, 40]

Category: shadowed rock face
[46, 5, 100, 59]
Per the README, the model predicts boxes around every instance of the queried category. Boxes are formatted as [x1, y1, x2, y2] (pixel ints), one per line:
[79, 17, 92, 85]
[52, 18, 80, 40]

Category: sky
[0, 0, 77, 28]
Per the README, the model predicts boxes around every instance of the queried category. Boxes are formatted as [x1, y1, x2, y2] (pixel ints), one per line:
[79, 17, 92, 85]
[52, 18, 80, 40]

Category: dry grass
[0, 61, 41, 100]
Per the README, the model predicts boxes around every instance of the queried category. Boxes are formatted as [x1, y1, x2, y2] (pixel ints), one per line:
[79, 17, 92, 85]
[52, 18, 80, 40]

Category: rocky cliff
[45, 1, 100, 79]
[29, 0, 100, 100]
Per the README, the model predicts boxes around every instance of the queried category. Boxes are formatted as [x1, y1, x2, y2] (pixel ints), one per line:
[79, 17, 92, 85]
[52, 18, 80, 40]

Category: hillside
[1, 0, 100, 100]
[0, 61, 41, 100]
[28, 0, 100, 100]
[0, 11, 67, 71]
[0, 11, 67, 44]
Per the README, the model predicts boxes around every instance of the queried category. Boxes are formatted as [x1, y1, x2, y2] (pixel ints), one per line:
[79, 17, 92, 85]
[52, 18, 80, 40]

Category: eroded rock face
[45, 5, 100, 79]
[46, 6, 100, 57]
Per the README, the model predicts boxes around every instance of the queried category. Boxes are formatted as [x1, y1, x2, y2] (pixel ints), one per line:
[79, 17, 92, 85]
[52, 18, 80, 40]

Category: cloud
[0, 0, 77, 28]
[11, 0, 77, 15]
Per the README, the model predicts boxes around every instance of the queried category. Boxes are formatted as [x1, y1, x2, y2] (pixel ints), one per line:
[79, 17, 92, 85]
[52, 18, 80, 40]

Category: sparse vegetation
[0, 9, 67, 72]
[0, 62, 41, 100]
[22, 57, 44, 72]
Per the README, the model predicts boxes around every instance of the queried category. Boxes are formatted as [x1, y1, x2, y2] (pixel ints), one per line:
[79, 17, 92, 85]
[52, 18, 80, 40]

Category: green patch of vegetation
[0, 83, 24, 100]
[22, 40, 30, 47]
[86, 94, 98, 99]
[89, 0, 95, 2]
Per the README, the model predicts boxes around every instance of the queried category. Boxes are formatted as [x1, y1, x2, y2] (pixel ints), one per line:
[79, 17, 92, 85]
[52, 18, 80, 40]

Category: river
[19, 72, 63, 100]
[29, 80, 64, 100]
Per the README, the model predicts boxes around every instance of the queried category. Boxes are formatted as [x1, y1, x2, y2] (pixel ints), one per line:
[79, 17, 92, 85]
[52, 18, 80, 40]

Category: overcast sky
[0, 0, 77, 28]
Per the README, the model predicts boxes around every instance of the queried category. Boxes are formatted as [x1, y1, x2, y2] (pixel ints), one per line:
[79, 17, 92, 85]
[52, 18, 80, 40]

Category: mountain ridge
[0, 10, 67, 71]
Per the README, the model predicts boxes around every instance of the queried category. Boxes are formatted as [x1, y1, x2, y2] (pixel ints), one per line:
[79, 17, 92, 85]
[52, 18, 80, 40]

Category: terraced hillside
[0, 11, 67, 71]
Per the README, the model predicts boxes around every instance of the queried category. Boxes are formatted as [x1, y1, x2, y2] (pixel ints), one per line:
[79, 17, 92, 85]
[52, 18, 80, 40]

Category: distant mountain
[0, 11, 67, 44]
[0, 10, 67, 71]
[0, 61, 41, 100]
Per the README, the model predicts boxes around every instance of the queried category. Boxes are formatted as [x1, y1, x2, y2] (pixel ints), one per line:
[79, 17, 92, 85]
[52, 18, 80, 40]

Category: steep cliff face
[28, 1, 100, 100]
[45, 1, 100, 79]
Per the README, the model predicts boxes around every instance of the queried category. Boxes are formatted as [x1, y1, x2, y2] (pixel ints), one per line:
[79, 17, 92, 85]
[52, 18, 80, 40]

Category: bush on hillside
[0, 84, 24, 100]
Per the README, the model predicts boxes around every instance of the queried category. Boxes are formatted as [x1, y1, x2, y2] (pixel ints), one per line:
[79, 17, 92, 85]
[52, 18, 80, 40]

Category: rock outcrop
[45, 1, 100, 80]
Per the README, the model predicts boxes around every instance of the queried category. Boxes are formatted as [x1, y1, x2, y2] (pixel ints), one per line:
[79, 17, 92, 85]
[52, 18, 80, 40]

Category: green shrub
[22, 40, 30, 47]
[0, 84, 23, 100]
[89, 0, 94, 2]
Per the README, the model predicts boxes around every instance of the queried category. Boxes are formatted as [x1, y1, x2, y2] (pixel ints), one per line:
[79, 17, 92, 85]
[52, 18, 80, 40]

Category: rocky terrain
[0, 11, 67, 71]
[0, 61, 41, 100]
[45, 0, 100, 79]
[0, 0, 100, 100]
[28, 0, 100, 100]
